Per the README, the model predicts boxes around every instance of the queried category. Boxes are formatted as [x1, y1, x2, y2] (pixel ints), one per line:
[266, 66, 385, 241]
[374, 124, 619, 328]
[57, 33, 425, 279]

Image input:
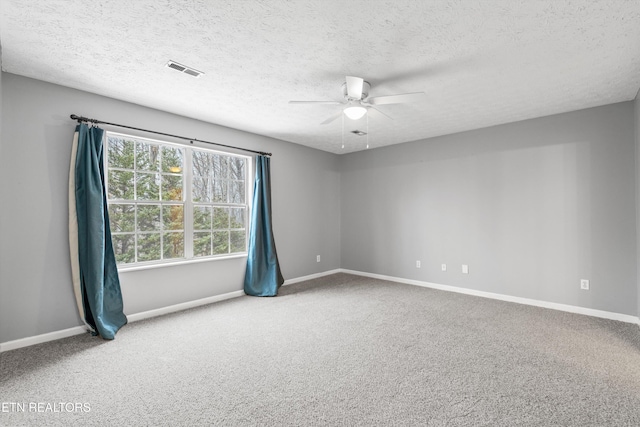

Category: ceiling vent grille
[166, 60, 204, 78]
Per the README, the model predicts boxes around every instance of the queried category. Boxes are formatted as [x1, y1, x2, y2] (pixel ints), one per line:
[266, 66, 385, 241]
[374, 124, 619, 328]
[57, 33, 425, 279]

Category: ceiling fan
[289, 76, 426, 124]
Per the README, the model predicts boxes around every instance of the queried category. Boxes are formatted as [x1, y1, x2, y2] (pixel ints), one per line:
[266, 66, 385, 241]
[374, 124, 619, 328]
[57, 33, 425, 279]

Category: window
[105, 132, 250, 267]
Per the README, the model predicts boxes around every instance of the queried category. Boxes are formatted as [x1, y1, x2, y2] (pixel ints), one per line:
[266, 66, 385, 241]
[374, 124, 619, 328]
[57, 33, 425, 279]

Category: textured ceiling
[2, 0, 640, 154]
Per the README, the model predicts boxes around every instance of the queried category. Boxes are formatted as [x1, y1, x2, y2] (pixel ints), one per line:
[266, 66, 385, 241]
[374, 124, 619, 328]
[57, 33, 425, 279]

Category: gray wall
[635, 90, 640, 319]
[0, 73, 341, 343]
[1, 70, 638, 344]
[341, 102, 637, 316]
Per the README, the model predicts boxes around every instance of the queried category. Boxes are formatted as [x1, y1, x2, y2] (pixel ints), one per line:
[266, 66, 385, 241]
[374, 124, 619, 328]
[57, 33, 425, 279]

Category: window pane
[136, 142, 160, 171]
[107, 133, 249, 267]
[137, 204, 161, 231]
[112, 234, 135, 264]
[192, 176, 211, 202]
[108, 170, 134, 200]
[163, 205, 184, 231]
[213, 231, 229, 255]
[163, 232, 184, 259]
[162, 146, 183, 173]
[162, 175, 183, 201]
[229, 180, 245, 204]
[137, 233, 161, 262]
[212, 155, 229, 179]
[136, 172, 160, 200]
[230, 230, 246, 253]
[229, 157, 245, 180]
[194, 232, 212, 257]
[229, 208, 245, 229]
[108, 137, 134, 169]
[193, 206, 212, 230]
[213, 207, 229, 229]
[213, 180, 228, 203]
[192, 151, 212, 202]
[109, 204, 135, 232]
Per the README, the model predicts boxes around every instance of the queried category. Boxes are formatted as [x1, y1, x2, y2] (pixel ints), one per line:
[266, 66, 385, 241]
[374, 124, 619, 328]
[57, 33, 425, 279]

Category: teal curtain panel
[244, 156, 284, 296]
[69, 123, 127, 339]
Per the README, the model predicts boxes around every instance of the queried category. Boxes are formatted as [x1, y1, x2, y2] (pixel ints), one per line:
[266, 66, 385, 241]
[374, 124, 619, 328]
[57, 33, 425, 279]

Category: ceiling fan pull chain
[366, 114, 370, 149]
[341, 113, 345, 150]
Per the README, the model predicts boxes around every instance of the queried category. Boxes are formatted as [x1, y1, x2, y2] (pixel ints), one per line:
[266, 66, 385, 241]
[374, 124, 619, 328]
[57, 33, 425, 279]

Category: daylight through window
[106, 132, 250, 267]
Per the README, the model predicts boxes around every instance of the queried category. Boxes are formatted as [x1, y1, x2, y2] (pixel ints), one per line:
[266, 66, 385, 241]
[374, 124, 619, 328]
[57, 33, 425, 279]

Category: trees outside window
[106, 133, 249, 267]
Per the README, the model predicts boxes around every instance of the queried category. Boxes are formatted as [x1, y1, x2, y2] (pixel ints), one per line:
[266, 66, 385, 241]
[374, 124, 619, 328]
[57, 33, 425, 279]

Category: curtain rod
[70, 114, 272, 157]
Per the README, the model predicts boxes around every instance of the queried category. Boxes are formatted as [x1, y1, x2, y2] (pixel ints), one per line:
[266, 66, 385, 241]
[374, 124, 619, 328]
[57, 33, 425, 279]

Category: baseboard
[0, 269, 342, 353]
[0, 326, 89, 353]
[126, 290, 245, 322]
[283, 269, 342, 286]
[340, 269, 640, 325]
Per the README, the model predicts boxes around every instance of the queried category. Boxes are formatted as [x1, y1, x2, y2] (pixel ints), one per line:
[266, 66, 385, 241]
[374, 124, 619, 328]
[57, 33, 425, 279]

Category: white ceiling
[2, 0, 640, 154]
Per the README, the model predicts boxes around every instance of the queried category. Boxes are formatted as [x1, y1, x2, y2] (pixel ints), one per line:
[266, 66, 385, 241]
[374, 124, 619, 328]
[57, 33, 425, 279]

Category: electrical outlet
[462, 265, 469, 274]
[416, 260, 421, 268]
[441, 264, 447, 271]
[580, 279, 589, 290]
[317, 255, 321, 263]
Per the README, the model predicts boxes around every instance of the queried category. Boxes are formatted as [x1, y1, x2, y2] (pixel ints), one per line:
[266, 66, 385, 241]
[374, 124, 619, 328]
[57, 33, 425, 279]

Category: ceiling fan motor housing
[342, 81, 370, 100]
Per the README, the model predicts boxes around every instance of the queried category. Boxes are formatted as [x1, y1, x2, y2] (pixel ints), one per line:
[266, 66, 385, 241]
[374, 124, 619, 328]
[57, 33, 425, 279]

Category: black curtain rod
[70, 114, 272, 157]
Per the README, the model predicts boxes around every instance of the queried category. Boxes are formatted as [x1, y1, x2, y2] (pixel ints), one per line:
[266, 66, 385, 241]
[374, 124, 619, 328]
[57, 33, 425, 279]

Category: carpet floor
[2, 273, 640, 426]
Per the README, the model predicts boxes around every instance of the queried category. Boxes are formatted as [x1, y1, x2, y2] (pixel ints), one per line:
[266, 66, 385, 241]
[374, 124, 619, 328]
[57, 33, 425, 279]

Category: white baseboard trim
[0, 326, 89, 353]
[340, 269, 640, 325]
[0, 289, 246, 353]
[126, 290, 245, 323]
[0, 269, 343, 353]
[283, 269, 342, 286]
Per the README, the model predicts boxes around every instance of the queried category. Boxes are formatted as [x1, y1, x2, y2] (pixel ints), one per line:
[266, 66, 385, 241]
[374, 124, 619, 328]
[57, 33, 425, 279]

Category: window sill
[117, 253, 248, 273]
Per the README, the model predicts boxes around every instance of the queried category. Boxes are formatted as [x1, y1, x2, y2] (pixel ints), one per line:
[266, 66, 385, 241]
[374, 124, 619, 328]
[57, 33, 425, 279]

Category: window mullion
[184, 148, 194, 259]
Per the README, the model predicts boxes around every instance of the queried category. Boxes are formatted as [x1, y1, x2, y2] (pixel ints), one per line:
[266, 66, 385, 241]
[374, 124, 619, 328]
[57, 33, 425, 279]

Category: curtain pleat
[69, 123, 127, 339]
[244, 156, 284, 296]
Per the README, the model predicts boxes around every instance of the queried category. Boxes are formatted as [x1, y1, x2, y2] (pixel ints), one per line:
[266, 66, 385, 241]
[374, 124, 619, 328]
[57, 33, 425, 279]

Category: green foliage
[213, 231, 229, 255]
[137, 204, 161, 231]
[109, 204, 135, 232]
[108, 170, 134, 199]
[194, 232, 211, 257]
[163, 232, 184, 259]
[230, 231, 246, 253]
[163, 205, 183, 231]
[136, 142, 159, 171]
[108, 137, 134, 169]
[213, 207, 229, 229]
[107, 135, 247, 264]
[138, 233, 161, 262]
[230, 208, 245, 229]
[112, 234, 135, 264]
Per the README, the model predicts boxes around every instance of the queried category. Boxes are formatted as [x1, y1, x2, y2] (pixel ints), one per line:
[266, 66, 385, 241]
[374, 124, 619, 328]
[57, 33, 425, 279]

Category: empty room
[2, 1, 640, 425]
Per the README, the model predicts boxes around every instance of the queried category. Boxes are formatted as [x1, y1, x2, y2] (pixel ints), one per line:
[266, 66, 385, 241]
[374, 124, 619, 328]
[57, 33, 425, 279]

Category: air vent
[351, 130, 367, 136]
[166, 60, 204, 78]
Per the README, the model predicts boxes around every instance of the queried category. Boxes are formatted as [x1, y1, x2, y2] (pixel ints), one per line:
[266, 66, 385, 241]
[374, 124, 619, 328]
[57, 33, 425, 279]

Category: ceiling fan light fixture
[343, 105, 367, 120]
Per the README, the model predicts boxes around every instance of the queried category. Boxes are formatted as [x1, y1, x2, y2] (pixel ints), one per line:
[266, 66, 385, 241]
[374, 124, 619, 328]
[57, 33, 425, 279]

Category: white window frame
[104, 131, 253, 271]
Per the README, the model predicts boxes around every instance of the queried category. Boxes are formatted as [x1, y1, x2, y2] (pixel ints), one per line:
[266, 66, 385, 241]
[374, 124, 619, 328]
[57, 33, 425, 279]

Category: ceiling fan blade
[289, 100, 342, 105]
[368, 92, 426, 105]
[345, 76, 364, 99]
[367, 106, 394, 121]
[320, 112, 343, 125]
